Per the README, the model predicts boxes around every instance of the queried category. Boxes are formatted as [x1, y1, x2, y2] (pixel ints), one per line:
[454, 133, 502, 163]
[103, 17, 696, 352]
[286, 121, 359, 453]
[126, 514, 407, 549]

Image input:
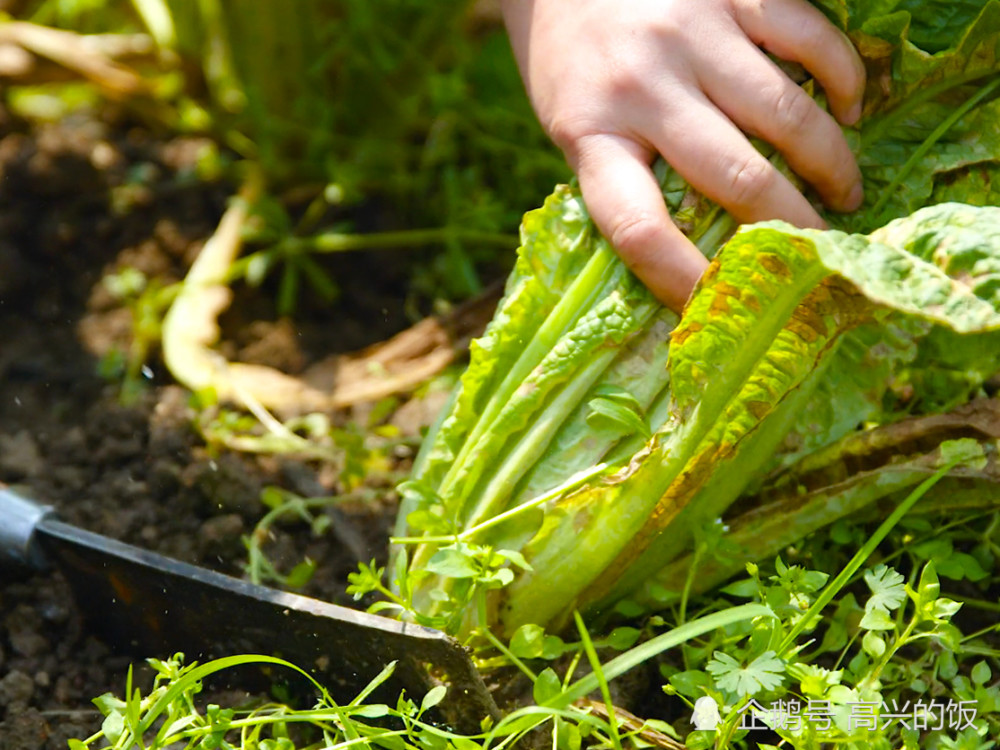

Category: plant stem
[778, 457, 963, 657]
[866, 617, 918, 689]
[868, 75, 1000, 222]
[478, 591, 537, 682]
[677, 540, 705, 626]
[461, 463, 610, 540]
[390, 464, 613, 546]
[434, 236, 609, 505]
[289, 227, 518, 253]
[860, 70, 1000, 150]
[574, 611, 623, 750]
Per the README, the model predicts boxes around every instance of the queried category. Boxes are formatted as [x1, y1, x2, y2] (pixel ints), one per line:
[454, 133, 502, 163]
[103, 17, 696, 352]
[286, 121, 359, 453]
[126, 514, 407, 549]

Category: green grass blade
[551, 603, 773, 708]
[777, 439, 985, 655]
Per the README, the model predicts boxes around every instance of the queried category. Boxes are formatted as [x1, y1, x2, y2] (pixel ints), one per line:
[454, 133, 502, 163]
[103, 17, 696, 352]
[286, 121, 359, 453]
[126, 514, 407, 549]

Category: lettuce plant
[390, 0, 1000, 637]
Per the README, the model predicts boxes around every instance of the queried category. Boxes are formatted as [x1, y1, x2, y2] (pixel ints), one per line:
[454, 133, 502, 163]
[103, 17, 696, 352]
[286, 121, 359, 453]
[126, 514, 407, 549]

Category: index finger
[570, 133, 709, 313]
[736, 0, 866, 124]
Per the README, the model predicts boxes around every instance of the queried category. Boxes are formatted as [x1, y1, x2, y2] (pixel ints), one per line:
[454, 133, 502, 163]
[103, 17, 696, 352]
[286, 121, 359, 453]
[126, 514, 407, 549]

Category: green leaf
[604, 627, 641, 650]
[497, 548, 532, 571]
[864, 564, 907, 614]
[936, 622, 964, 650]
[592, 384, 645, 411]
[92, 693, 126, 716]
[914, 537, 954, 561]
[797, 663, 843, 697]
[932, 597, 963, 620]
[862, 630, 887, 658]
[425, 545, 479, 578]
[972, 661, 992, 685]
[346, 561, 383, 600]
[351, 704, 389, 718]
[420, 685, 447, 712]
[939, 650, 960, 680]
[260, 486, 286, 510]
[706, 650, 784, 697]
[720, 579, 757, 598]
[533, 667, 562, 704]
[452, 738, 483, 750]
[285, 559, 316, 588]
[917, 560, 941, 606]
[399, 186, 596, 506]
[509, 624, 546, 659]
[486, 567, 515, 588]
[541, 634, 568, 659]
[586, 397, 650, 438]
[939, 438, 989, 468]
[773, 561, 830, 595]
[614, 599, 644, 618]
[352, 660, 397, 706]
[685, 731, 718, 750]
[669, 670, 712, 699]
[940, 551, 990, 581]
[100, 711, 125, 743]
[860, 608, 896, 631]
[643, 718, 682, 740]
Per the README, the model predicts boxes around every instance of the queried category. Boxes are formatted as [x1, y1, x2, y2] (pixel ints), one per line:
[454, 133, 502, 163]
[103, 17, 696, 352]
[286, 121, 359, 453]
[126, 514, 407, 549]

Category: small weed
[191, 393, 413, 589]
[242, 486, 356, 588]
[192, 391, 409, 486]
[69, 652, 473, 750]
[96, 268, 179, 404]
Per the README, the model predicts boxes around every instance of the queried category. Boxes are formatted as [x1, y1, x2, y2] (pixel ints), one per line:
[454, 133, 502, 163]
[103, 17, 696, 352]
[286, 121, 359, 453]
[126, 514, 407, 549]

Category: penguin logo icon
[691, 696, 721, 731]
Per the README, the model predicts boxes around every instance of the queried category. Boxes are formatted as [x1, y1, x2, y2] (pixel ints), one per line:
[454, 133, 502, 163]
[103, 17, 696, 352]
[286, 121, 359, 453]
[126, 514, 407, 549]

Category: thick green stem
[435, 241, 615, 508]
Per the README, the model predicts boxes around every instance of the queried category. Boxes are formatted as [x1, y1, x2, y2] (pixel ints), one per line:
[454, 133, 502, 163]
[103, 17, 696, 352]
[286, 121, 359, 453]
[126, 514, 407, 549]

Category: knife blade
[0, 486, 498, 731]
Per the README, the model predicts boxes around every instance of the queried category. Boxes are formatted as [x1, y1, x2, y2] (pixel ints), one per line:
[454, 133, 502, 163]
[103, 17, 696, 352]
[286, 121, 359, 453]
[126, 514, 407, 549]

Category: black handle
[0, 486, 54, 568]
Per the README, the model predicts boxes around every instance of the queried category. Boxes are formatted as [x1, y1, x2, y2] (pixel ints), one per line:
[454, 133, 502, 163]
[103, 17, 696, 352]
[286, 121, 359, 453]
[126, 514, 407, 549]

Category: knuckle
[647, 14, 687, 43]
[797, 15, 832, 54]
[733, 0, 766, 22]
[546, 116, 593, 154]
[607, 212, 663, 259]
[772, 87, 818, 138]
[605, 65, 648, 102]
[726, 154, 776, 209]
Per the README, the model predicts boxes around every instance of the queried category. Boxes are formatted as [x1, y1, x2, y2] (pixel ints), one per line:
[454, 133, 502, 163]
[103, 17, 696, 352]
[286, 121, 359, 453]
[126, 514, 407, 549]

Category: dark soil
[0, 106, 417, 749]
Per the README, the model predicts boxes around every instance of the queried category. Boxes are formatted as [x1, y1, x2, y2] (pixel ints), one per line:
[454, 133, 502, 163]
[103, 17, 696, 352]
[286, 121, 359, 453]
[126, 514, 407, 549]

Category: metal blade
[32, 517, 497, 730]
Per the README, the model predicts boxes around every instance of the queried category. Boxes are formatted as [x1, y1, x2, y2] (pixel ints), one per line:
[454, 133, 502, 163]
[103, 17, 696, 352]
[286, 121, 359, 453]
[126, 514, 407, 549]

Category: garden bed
[0, 107, 415, 749]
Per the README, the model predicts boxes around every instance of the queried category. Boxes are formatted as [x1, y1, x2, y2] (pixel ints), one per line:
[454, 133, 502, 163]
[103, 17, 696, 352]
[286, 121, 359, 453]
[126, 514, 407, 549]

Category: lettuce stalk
[393, 0, 1000, 637]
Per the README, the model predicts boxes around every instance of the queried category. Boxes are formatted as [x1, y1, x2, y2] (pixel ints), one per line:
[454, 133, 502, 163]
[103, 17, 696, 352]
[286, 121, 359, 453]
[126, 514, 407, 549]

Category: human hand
[502, 0, 866, 312]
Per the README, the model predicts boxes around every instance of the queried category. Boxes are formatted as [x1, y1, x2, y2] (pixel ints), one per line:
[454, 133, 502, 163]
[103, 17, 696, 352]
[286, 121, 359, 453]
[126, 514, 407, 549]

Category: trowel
[0, 486, 498, 731]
